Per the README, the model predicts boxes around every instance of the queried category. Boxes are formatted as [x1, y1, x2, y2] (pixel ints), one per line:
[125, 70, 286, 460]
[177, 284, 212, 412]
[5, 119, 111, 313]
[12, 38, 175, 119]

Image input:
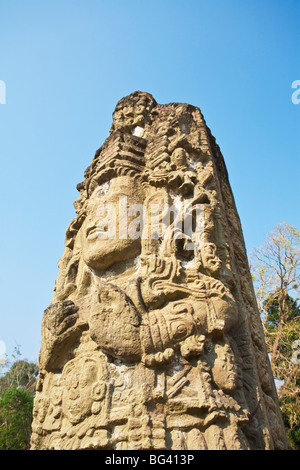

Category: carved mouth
[86, 226, 97, 239]
[227, 374, 236, 383]
[86, 224, 109, 240]
[209, 260, 222, 271]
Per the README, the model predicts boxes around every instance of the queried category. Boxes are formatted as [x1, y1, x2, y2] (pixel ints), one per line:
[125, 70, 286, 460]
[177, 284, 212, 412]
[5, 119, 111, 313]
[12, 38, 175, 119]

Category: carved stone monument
[31, 92, 287, 450]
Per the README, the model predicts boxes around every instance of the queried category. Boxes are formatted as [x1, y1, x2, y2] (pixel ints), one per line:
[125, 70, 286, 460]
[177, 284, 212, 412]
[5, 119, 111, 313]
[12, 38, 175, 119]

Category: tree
[0, 387, 34, 450]
[0, 346, 38, 393]
[0, 360, 39, 393]
[262, 291, 300, 447]
[0, 347, 38, 450]
[251, 222, 300, 449]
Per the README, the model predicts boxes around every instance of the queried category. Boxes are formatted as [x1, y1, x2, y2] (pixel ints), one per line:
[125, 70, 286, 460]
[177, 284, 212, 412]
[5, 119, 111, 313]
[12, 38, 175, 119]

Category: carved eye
[172, 322, 188, 340]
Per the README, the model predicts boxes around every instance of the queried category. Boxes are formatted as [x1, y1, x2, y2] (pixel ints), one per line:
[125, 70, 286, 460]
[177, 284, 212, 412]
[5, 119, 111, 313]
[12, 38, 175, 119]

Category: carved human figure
[200, 242, 222, 276]
[169, 147, 196, 194]
[31, 91, 287, 450]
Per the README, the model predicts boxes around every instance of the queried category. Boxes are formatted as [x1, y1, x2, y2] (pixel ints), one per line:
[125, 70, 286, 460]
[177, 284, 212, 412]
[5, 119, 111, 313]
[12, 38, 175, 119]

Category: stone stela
[31, 91, 288, 450]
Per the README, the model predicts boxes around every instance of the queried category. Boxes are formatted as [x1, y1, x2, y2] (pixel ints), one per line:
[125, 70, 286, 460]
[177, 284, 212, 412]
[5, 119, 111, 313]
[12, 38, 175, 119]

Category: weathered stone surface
[31, 91, 287, 450]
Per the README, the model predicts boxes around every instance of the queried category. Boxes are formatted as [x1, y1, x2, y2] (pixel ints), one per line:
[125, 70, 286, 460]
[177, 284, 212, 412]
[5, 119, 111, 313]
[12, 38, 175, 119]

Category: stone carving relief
[31, 92, 287, 450]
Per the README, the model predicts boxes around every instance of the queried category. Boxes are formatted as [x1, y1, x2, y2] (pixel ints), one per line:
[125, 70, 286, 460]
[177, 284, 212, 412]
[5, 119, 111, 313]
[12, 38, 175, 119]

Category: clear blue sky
[0, 0, 299, 364]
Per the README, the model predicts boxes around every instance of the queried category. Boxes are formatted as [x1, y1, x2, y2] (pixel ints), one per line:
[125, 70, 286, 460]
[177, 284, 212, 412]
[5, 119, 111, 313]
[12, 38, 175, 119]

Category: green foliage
[264, 291, 300, 331]
[0, 346, 38, 393]
[281, 394, 300, 450]
[0, 346, 38, 450]
[0, 360, 39, 392]
[263, 291, 300, 374]
[251, 223, 300, 450]
[263, 293, 300, 449]
[0, 387, 34, 450]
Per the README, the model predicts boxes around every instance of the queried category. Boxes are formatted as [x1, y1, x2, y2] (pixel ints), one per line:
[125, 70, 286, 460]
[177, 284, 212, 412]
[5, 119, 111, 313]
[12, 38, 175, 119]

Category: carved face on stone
[80, 175, 144, 270]
[61, 357, 101, 424]
[200, 242, 222, 274]
[207, 340, 238, 393]
[112, 92, 156, 132]
[171, 148, 188, 169]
